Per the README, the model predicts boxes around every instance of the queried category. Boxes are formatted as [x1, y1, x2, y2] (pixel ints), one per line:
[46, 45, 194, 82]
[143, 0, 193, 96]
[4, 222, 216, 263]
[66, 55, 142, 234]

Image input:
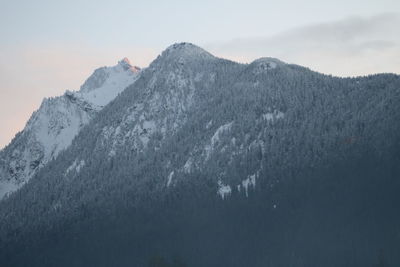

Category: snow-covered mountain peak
[249, 57, 286, 74]
[76, 59, 141, 107]
[0, 59, 141, 199]
[251, 57, 285, 68]
[80, 59, 139, 93]
[117, 57, 141, 73]
[119, 57, 132, 66]
[161, 42, 215, 62]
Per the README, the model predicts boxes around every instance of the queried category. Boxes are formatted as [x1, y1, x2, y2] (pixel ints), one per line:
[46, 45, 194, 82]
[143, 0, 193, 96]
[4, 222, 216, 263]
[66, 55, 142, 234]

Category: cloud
[205, 13, 400, 77]
[0, 43, 157, 148]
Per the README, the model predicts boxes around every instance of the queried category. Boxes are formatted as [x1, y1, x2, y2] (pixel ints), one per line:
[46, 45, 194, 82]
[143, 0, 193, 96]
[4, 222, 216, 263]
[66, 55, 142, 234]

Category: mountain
[0, 43, 399, 267]
[0, 58, 140, 199]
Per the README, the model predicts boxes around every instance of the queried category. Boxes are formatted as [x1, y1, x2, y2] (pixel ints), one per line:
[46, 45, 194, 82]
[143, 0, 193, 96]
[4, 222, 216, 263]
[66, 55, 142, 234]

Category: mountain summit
[162, 42, 214, 59]
[118, 57, 141, 72]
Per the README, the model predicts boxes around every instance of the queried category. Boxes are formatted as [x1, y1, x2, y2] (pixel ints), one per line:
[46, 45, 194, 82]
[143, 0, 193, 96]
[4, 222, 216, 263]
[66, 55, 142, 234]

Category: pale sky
[1, 0, 399, 148]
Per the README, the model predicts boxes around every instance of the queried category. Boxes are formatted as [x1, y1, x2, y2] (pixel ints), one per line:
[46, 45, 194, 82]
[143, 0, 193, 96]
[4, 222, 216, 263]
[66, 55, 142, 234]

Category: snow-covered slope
[77, 58, 140, 107]
[0, 58, 141, 199]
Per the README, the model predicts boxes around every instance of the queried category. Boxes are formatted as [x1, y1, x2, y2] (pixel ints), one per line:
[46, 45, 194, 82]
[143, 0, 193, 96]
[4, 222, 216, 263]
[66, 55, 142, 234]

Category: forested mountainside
[0, 43, 399, 267]
[0, 58, 140, 199]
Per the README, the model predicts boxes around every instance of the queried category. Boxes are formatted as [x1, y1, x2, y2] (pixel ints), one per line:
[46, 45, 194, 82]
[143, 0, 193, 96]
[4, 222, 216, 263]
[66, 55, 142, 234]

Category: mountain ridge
[0, 43, 399, 266]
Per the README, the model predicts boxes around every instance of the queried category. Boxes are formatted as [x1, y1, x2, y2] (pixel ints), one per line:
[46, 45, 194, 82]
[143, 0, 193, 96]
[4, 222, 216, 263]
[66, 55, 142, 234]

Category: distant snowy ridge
[0, 58, 141, 199]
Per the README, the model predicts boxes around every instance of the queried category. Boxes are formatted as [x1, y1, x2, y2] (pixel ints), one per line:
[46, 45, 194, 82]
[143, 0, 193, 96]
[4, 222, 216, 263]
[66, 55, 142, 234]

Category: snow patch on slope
[30, 98, 92, 160]
[262, 110, 284, 122]
[241, 174, 256, 197]
[183, 158, 193, 173]
[65, 159, 85, 175]
[205, 122, 233, 159]
[217, 180, 232, 200]
[167, 171, 174, 187]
